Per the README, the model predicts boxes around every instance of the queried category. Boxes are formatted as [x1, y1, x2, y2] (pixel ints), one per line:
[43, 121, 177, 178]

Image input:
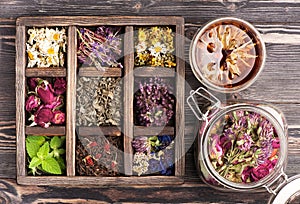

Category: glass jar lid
[269, 175, 300, 204]
[189, 17, 266, 93]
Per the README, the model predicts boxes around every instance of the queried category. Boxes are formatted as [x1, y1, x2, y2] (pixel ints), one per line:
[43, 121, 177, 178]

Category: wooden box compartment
[16, 16, 185, 185]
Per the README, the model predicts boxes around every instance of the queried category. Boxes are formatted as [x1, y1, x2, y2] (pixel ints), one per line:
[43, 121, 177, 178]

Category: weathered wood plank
[2, 1, 300, 24]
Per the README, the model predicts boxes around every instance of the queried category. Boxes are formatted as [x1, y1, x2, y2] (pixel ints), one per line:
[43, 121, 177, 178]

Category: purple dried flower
[209, 134, 224, 166]
[134, 77, 175, 127]
[132, 136, 151, 153]
[236, 133, 253, 151]
[77, 26, 123, 70]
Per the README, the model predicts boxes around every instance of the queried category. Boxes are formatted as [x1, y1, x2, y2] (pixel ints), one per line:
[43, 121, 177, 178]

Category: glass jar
[189, 17, 266, 93]
[187, 87, 300, 204]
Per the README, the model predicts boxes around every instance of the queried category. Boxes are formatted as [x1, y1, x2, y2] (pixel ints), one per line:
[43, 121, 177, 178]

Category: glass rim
[189, 17, 266, 93]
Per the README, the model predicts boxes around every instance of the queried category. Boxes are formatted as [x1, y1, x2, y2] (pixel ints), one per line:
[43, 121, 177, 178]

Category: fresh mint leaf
[29, 156, 42, 169]
[26, 140, 41, 159]
[42, 158, 62, 174]
[37, 142, 50, 160]
[56, 157, 66, 171]
[26, 135, 46, 146]
[50, 136, 62, 149]
[53, 148, 65, 158]
[57, 148, 66, 155]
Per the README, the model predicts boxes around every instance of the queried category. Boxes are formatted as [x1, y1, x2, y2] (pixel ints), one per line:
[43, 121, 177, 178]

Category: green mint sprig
[26, 135, 66, 175]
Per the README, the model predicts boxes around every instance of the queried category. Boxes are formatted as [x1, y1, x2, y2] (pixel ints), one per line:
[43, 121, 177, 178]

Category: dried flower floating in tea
[26, 27, 67, 67]
[77, 27, 123, 70]
[132, 135, 174, 176]
[134, 26, 176, 67]
[76, 77, 122, 126]
[26, 78, 66, 128]
[134, 77, 175, 127]
[208, 110, 280, 183]
[196, 24, 257, 86]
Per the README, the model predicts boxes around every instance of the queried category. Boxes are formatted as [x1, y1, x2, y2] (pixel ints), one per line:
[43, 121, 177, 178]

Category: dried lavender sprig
[77, 27, 123, 70]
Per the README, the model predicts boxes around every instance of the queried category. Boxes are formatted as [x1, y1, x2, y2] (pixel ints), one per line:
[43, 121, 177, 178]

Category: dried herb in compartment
[77, 26, 123, 70]
[134, 26, 176, 68]
[25, 77, 66, 128]
[134, 77, 175, 127]
[132, 135, 175, 176]
[76, 77, 122, 126]
[26, 27, 67, 67]
[76, 135, 123, 176]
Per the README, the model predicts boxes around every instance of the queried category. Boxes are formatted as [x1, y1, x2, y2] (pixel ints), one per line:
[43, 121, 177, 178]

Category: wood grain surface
[1, 0, 300, 203]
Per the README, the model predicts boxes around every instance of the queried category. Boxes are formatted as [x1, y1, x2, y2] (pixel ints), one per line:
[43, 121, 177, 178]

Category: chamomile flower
[135, 41, 147, 53]
[26, 27, 67, 67]
[149, 42, 167, 58]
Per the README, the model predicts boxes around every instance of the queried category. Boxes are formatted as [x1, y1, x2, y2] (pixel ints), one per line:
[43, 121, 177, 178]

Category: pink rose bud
[28, 78, 38, 91]
[25, 95, 40, 112]
[51, 110, 65, 125]
[34, 106, 54, 128]
[54, 78, 66, 95]
[36, 80, 56, 105]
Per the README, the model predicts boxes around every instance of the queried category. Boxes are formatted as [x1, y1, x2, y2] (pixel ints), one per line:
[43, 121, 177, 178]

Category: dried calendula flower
[134, 26, 176, 68]
[196, 24, 257, 85]
[26, 27, 67, 67]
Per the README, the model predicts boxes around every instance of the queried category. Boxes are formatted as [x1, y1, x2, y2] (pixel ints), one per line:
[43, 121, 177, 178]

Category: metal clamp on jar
[188, 17, 300, 204]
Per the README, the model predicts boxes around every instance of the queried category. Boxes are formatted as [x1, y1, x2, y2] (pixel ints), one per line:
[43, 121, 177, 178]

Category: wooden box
[16, 16, 185, 185]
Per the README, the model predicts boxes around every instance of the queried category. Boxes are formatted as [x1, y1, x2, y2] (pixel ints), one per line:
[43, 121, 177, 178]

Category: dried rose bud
[28, 78, 38, 91]
[51, 110, 65, 125]
[36, 80, 56, 105]
[45, 95, 64, 110]
[34, 106, 54, 128]
[54, 77, 66, 95]
[25, 95, 40, 112]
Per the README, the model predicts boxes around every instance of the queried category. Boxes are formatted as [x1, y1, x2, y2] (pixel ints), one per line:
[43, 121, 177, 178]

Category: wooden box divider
[66, 25, 77, 177]
[123, 25, 134, 176]
[25, 126, 66, 136]
[78, 67, 122, 77]
[16, 16, 185, 186]
[25, 67, 67, 77]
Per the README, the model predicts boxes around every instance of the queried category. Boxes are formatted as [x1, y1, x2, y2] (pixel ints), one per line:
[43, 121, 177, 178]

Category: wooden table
[1, 0, 300, 203]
